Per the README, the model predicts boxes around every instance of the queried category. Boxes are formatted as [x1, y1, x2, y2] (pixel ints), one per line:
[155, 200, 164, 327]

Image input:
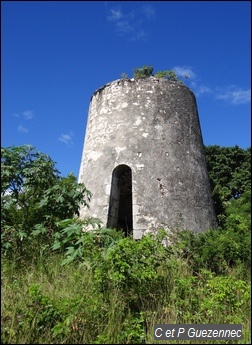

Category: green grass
[1, 244, 251, 344]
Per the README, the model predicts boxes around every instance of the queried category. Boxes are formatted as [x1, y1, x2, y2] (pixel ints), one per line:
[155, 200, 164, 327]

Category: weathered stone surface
[78, 77, 217, 238]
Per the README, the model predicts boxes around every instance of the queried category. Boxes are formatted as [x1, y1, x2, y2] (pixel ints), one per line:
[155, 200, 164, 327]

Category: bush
[1, 145, 91, 260]
[173, 225, 251, 276]
[133, 66, 153, 79]
[154, 70, 179, 81]
[93, 232, 170, 313]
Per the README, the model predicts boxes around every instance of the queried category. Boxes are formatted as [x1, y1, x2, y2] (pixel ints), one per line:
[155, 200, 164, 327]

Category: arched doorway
[107, 165, 133, 236]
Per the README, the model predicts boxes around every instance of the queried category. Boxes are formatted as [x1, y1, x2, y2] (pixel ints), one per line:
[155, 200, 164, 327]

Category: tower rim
[91, 76, 194, 99]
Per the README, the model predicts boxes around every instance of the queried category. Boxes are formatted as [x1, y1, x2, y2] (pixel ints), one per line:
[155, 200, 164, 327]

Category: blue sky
[2, 1, 251, 177]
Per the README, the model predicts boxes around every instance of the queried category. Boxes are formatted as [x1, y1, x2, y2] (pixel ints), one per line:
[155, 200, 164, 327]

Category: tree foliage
[1, 145, 91, 257]
[154, 70, 179, 81]
[132, 65, 181, 82]
[205, 145, 250, 198]
[204, 145, 251, 223]
[133, 65, 153, 79]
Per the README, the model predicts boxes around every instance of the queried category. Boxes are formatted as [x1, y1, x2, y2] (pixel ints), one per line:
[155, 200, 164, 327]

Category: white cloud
[216, 87, 251, 105]
[58, 131, 74, 145]
[172, 67, 250, 106]
[191, 83, 213, 97]
[172, 66, 210, 97]
[107, 4, 155, 41]
[129, 29, 147, 42]
[107, 7, 134, 35]
[14, 110, 34, 133]
[172, 66, 197, 80]
[13, 110, 34, 120]
[22, 110, 34, 120]
[18, 125, 28, 133]
[107, 8, 123, 21]
[116, 19, 133, 34]
[197, 85, 212, 95]
[142, 4, 156, 19]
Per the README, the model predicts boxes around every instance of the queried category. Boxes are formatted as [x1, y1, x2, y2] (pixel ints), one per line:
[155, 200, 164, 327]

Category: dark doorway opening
[107, 165, 133, 236]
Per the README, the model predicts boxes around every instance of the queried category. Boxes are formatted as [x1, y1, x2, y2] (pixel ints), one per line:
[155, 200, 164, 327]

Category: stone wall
[78, 77, 217, 238]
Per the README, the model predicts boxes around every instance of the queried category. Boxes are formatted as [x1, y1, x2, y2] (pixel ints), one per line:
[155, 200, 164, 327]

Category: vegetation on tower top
[121, 65, 182, 82]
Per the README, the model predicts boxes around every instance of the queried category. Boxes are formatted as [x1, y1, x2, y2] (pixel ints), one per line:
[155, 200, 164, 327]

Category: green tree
[171, 145, 251, 275]
[1, 145, 91, 256]
[205, 145, 251, 223]
[174, 192, 251, 275]
[154, 70, 179, 81]
[133, 65, 153, 79]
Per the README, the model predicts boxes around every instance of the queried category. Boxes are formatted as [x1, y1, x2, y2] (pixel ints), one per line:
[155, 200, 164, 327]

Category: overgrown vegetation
[121, 65, 181, 82]
[1, 144, 251, 344]
[133, 66, 154, 79]
[205, 145, 251, 226]
[1, 145, 91, 261]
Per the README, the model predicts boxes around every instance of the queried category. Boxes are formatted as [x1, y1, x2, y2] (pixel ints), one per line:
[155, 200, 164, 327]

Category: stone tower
[78, 77, 217, 239]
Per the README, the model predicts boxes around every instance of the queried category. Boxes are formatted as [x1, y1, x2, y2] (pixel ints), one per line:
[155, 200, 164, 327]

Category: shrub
[133, 65, 153, 79]
[154, 70, 179, 81]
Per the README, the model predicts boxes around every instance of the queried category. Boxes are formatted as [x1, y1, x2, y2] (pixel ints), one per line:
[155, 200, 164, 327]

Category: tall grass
[2, 235, 251, 344]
